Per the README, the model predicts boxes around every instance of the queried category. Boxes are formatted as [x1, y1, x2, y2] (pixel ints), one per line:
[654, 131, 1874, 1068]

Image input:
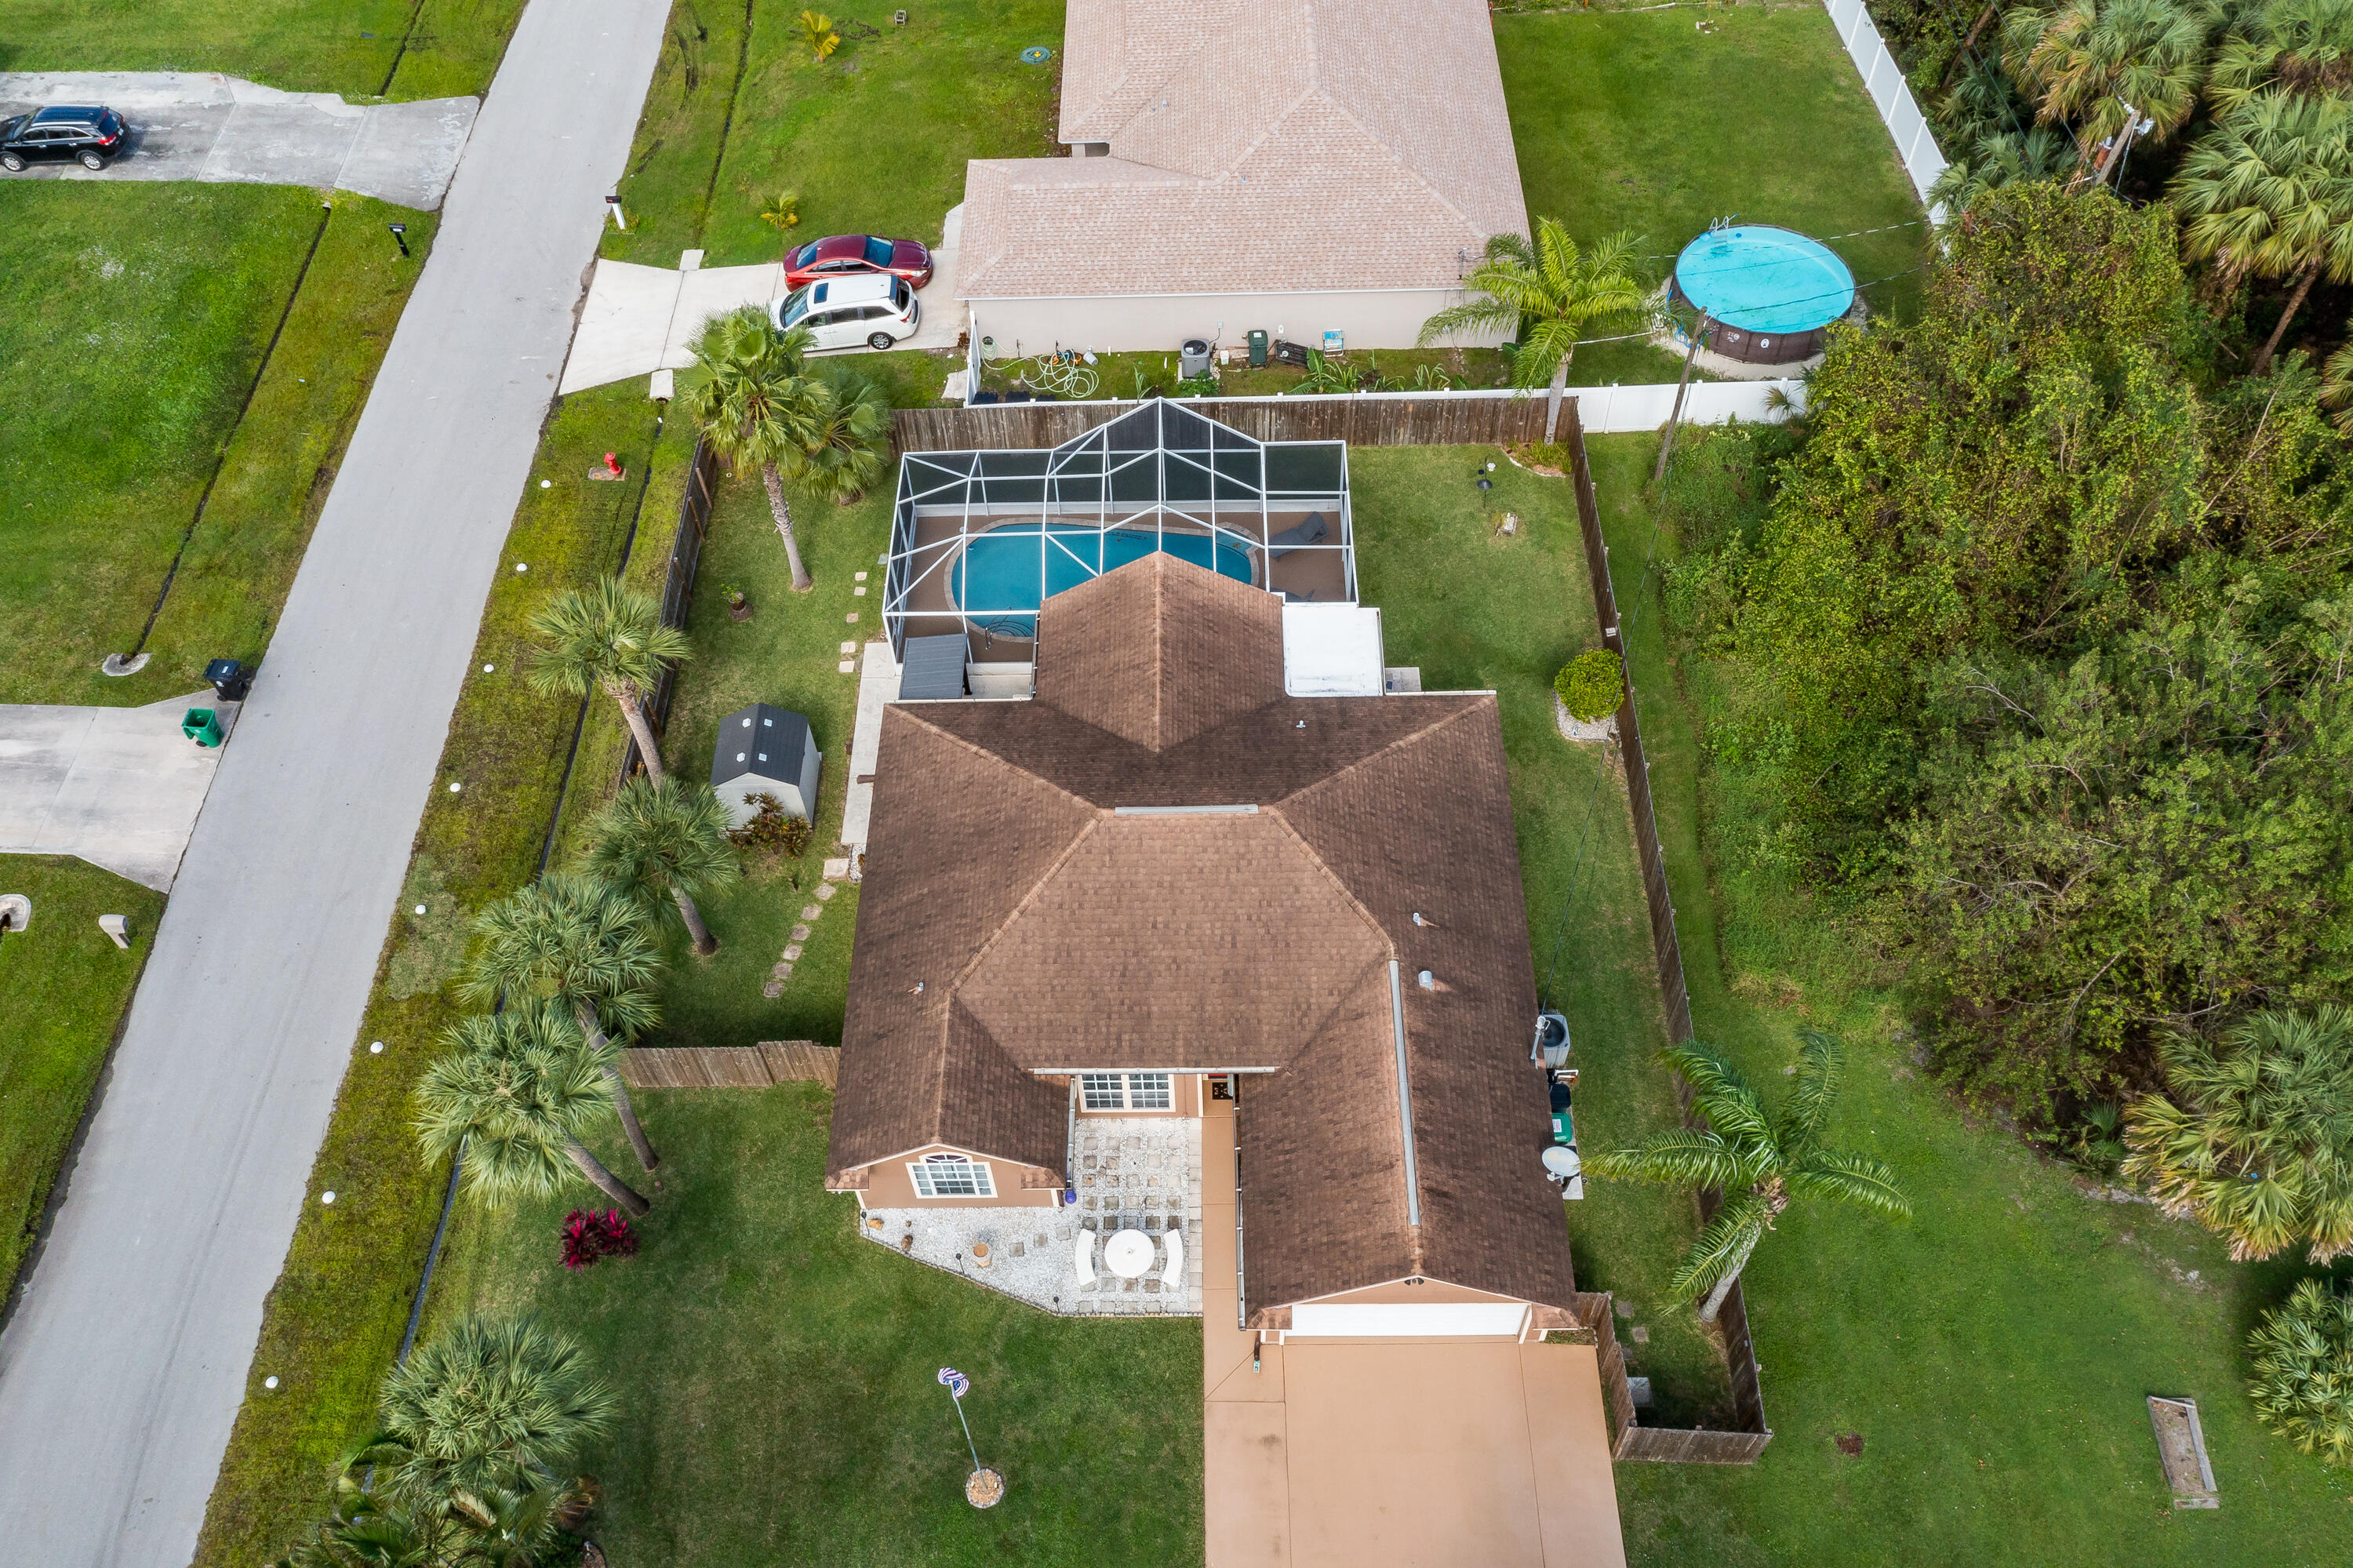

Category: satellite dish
[1542, 1145, 1582, 1180]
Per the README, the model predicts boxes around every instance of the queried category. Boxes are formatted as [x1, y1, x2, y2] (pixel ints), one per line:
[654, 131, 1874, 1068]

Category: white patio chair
[1075, 1226, 1097, 1288]
[1159, 1226, 1184, 1287]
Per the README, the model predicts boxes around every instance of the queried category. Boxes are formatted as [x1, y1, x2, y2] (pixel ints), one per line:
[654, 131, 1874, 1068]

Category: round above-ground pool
[1670, 224, 1857, 365]
[951, 524, 1256, 635]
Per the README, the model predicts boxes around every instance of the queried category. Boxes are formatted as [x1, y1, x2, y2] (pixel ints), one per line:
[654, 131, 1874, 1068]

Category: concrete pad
[198, 100, 362, 189]
[0, 693, 238, 891]
[1523, 1344, 1627, 1566]
[0, 72, 478, 209]
[336, 96, 482, 209]
[1206, 1402, 1293, 1567]
[558, 258, 682, 393]
[840, 639, 901, 853]
[660, 260, 788, 368]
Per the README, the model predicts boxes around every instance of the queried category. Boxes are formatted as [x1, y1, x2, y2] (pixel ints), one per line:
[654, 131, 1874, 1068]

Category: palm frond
[1778, 1026, 1846, 1152]
[1788, 1147, 1914, 1217]
[1664, 1043, 1777, 1149]
[1584, 1126, 1747, 1189]
[1664, 1191, 1773, 1304]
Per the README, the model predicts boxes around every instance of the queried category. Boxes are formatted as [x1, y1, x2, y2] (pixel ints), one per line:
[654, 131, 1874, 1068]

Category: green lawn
[1583, 428, 2353, 1566]
[194, 384, 699, 1568]
[1497, 6, 1933, 349]
[0, 184, 438, 706]
[0, 857, 167, 1301]
[609, 0, 1063, 268]
[2, 0, 525, 100]
[425, 1085, 1202, 1563]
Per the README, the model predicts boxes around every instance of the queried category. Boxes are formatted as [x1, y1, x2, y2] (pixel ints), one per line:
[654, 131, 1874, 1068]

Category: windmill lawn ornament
[938, 1366, 1005, 1507]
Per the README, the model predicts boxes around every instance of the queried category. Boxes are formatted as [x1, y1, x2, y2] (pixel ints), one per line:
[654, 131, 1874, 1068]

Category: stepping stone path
[760, 882, 843, 999]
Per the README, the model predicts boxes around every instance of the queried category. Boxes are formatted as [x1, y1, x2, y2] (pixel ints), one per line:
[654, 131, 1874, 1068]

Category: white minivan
[769, 272, 921, 351]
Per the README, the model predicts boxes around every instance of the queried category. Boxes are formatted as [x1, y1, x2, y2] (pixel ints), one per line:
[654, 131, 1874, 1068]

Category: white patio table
[1102, 1228, 1155, 1279]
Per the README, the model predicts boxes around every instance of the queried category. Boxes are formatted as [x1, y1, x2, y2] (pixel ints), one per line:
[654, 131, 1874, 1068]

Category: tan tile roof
[957, 0, 1529, 299]
[827, 555, 1575, 1313]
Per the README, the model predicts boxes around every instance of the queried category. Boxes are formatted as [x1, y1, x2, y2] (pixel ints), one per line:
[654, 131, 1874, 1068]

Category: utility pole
[1653, 310, 1709, 486]
[2075, 98, 2153, 192]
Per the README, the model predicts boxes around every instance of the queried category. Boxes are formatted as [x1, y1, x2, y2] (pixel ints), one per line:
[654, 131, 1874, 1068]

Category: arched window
[909, 1151, 995, 1198]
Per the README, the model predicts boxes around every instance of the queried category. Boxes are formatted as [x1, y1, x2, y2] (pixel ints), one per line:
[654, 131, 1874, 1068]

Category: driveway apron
[0, 5, 668, 1564]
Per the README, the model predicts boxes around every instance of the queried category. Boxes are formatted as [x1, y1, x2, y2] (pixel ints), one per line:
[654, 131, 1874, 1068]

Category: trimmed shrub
[1555, 649, 1624, 722]
[726, 791, 813, 857]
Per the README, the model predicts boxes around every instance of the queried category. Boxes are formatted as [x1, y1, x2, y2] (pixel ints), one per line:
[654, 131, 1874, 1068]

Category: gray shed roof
[714, 704, 814, 786]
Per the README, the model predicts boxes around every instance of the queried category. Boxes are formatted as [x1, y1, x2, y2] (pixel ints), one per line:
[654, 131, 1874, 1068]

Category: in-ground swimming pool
[1670, 224, 1857, 365]
[951, 523, 1256, 635]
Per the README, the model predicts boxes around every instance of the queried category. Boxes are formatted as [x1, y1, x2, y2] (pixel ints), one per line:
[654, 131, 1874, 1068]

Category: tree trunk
[1697, 1224, 1761, 1324]
[763, 462, 814, 591]
[576, 1000, 660, 1173]
[566, 1138, 650, 1216]
[1937, 1, 1999, 90]
[674, 884, 718, 956]
[1654, 314, 1707, 485]
[2253, 260, 2322, 377]
[613, 682, 667, 784]
[1543, 356, 1569, 443]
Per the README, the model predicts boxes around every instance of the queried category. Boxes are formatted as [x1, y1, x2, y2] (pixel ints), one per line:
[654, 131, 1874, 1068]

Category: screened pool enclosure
[886, 402, 1355, 694]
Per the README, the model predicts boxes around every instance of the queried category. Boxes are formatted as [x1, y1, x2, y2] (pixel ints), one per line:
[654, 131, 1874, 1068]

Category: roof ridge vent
[1112, 803, 1260, 816]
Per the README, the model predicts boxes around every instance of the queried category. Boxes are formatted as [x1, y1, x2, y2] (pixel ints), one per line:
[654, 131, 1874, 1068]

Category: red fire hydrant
[603, 452, 624, 478]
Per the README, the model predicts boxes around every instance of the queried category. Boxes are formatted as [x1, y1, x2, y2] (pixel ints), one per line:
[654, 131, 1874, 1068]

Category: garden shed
[711, 703, 820, 828]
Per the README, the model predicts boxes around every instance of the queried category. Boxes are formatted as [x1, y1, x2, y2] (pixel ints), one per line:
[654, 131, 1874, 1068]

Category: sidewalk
[0, 6, 670, 1563]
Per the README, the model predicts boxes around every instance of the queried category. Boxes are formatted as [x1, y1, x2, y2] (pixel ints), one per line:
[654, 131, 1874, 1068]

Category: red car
[784, 234, 934, 290]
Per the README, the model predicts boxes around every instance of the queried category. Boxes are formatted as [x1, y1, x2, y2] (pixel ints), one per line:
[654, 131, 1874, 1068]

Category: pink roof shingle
[958, 0, 1529, 299]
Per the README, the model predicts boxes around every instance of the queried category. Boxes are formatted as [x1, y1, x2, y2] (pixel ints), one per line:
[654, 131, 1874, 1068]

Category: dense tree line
[1678, 182, 2353, 1113]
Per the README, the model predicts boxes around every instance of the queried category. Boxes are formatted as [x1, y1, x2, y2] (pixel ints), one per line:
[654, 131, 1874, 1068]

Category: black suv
[0, 106, 129, 172]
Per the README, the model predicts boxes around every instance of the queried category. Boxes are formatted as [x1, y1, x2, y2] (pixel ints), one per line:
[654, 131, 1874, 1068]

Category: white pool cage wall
[884, 400, 1355, 665]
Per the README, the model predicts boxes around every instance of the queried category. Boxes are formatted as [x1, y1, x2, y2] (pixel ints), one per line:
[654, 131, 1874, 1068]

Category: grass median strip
[0, 857, 168, 1305]
[192, 383, 694, 1568]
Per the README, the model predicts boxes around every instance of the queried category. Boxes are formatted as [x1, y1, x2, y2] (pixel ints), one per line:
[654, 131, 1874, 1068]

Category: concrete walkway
[0, 6, 668, 1565]
[558, 204, 964, 392]
[0, 694, 241, 891]
[0, 72, 477, 209]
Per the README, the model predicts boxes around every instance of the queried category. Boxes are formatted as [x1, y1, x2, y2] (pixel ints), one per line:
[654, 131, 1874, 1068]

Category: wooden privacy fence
[619, 437, 722, 783]
[891, 390, 1558, 453]
[1565, 402, 1773, 1463]
[619, 1041, 840, 1089]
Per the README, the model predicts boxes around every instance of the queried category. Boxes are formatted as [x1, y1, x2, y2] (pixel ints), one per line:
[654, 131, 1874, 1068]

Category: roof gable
[1034, 553, 1284, 751]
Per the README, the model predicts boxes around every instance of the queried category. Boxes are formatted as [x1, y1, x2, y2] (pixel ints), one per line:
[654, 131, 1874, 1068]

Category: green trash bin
[184, 708, 224, 748]
[1247, 329, 1269, 369]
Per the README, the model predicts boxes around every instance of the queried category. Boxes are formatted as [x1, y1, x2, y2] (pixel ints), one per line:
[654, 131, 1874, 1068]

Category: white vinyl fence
[1823, 0, 1947, 206]
[1580, 379, 1804, 433]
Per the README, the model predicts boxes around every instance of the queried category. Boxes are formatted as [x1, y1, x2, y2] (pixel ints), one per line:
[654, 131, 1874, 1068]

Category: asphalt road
[0, 72, 477, 209]
[0, 5, 669, 1563]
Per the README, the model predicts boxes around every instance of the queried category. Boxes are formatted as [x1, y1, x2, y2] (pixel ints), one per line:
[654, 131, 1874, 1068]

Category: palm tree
[413, 1003, 652, 1216]
[355, 1315, 617, 1520]
[274, 1477, 456, 1568]
[582, 776, 741, 957]
[464, 874, 665, 1172]
[1928, 127, 2075, 216]
[526, 579, 689, 784]
[2246, 1276, 2353, 1464]
[1586, 1029, 1911, 1322]
[794, 373, 892, 504]
[677, 306, 825, 591]
[2173, 91, 2353, 373]
[1418, 220, 1646, 442]
[2320, 331, 2353, 429]
[2210, 0, 2353, 115]
[2002, 0, 2213, 161]
[2122, 1004, 2353, 1262]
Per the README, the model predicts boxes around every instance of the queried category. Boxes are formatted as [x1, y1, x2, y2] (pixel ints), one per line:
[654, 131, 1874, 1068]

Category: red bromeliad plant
[561, 1208, 641, 1271]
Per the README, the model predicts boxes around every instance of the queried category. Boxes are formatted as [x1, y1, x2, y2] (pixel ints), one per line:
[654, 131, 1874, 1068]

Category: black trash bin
[205, 658, 253, 701]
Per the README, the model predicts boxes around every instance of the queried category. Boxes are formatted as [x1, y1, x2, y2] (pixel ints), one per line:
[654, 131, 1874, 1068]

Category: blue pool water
[1672, 226, 1855, 333]
[952, 525, 1255, 634]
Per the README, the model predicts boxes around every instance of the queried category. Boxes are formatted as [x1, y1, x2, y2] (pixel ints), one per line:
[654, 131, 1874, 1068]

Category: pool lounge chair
[1265, 511, 1328, 560]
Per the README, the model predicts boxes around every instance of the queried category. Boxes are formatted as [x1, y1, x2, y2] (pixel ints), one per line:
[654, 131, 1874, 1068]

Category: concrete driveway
[558, 203, 964, 392]
[0, 72, 477, 209]
[0, 5, 668, 1563]
[1201, 1097, 1627, 1567]
[0, 693, 240, 892]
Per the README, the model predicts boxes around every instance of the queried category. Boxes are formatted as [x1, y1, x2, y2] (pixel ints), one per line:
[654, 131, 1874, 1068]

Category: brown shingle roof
[827, 555, 1574, 1312]
[957, 0, 1529, 299]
